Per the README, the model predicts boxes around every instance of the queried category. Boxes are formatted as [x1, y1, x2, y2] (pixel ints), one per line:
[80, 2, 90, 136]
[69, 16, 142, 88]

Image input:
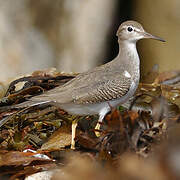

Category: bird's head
[116, 20, 165, 43]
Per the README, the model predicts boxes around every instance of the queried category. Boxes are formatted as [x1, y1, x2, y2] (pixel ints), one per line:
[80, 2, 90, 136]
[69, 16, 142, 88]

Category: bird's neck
[118, 41, 139, 66]
[117, 40, 140, 79]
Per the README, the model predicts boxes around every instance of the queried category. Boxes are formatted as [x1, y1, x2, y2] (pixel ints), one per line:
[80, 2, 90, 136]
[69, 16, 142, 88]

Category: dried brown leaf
[0, 151, 52, 166]
[154, 71, 180, 85]
[76, 131, 99, 150]
[40, 124, 72, 151]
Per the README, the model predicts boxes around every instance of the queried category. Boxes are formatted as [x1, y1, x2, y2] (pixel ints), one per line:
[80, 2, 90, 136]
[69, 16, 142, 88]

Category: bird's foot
[70, 143, 76, 150]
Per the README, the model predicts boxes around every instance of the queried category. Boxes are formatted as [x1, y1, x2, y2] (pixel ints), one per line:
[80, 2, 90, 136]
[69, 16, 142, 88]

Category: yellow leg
[95, 122, 101, 137]
[71, 120, 78, 149]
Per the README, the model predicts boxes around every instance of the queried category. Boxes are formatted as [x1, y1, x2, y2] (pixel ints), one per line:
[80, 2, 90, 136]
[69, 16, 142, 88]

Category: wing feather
[30, 62, 132, 105]
[72, 73, 132, 104]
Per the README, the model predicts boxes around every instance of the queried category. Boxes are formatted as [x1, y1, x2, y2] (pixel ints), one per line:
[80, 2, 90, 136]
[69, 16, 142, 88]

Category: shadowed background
[0, 0, 179, 82]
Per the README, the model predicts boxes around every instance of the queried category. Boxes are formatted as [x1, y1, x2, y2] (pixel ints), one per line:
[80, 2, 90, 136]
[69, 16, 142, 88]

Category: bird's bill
[142, 31, 165, 42]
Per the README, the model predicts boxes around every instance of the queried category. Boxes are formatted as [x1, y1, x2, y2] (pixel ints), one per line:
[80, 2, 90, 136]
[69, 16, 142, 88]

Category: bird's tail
[0, 100, 50, 112]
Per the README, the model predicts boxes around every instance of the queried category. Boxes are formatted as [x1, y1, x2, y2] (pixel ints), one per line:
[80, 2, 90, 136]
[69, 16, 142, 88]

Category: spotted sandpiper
[5, 20, 165, 149]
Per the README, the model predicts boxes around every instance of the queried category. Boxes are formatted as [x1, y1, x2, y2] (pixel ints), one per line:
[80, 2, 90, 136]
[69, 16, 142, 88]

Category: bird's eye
[127, 27, 133, 32]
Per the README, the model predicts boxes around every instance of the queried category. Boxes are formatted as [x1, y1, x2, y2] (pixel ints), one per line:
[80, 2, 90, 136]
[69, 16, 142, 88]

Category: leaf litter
[0, 68, 180, 179]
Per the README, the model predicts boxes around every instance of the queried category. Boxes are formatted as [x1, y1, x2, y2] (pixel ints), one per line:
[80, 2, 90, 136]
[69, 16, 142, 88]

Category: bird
[1, 20, 165, 149]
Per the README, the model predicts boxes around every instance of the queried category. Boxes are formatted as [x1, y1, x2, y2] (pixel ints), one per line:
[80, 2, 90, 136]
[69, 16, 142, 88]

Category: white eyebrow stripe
[124, 71, 131, 78]
[123, 26, 140, 32]
[134, 28, 141, 32]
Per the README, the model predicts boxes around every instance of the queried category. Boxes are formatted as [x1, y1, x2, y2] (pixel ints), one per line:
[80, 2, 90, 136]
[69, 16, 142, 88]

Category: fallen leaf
[0, 151, 53, 166]
[40, 124, 72, 151]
